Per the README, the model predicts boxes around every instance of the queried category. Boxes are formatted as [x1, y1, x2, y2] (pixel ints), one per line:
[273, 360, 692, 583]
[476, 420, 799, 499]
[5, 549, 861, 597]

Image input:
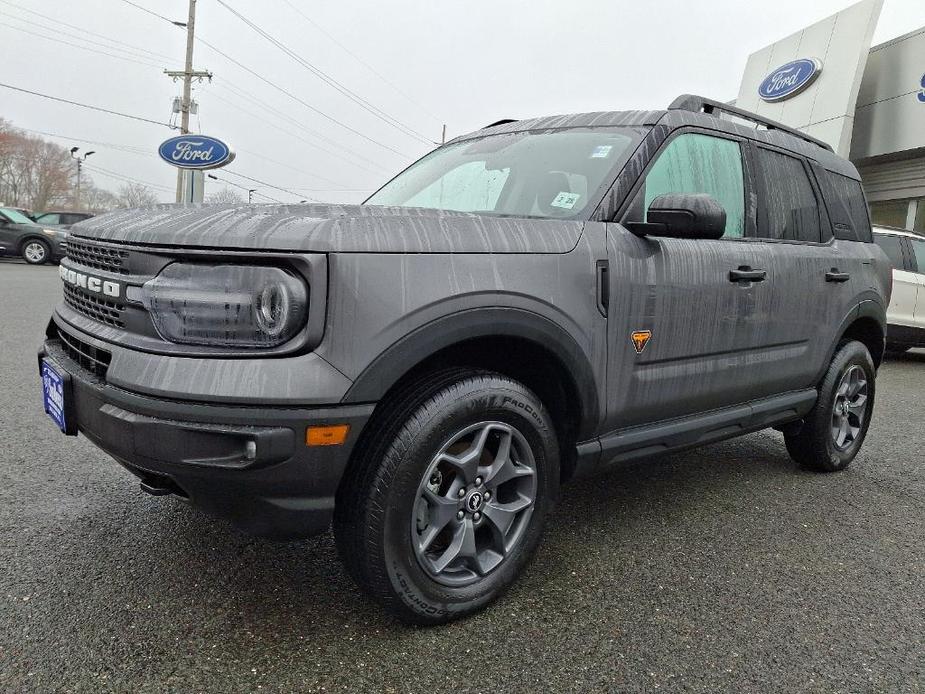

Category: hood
[69, 203, 583, 254]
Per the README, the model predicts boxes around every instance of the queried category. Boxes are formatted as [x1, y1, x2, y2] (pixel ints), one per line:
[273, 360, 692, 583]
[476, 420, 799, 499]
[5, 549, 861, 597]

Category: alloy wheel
[24, 242, 46, 263]
[411, 421, 538, 587]
[831, 364, 868, 451]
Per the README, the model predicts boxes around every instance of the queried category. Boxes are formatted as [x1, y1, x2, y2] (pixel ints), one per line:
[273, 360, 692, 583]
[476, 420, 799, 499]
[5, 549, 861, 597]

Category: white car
[873, 226, 925, 353]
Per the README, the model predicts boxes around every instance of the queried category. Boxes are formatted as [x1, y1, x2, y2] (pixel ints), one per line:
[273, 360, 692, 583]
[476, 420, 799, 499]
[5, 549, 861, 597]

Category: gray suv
[38, 95, 890, 623]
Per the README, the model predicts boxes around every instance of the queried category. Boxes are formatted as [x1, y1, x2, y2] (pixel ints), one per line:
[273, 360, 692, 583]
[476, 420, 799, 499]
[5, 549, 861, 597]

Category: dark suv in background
[39, 95, 890, 623]
[0, 206, 68, 264]
[33, 211, 95, 229]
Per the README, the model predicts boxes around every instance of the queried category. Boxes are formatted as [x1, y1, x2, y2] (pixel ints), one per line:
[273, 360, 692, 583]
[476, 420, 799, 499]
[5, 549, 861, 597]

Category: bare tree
[205, 186, 245, 204]
[114, 182, 159, 208]
[0, 121, 73, 211]
[81, 184, 119, 213]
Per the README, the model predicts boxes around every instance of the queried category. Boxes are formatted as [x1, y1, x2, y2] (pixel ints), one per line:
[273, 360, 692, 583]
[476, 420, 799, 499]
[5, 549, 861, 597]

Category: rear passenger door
[745, 146, 859, 394]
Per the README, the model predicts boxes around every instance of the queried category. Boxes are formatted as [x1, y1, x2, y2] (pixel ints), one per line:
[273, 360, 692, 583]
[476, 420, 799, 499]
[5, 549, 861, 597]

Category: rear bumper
[40, 338, 374, 539]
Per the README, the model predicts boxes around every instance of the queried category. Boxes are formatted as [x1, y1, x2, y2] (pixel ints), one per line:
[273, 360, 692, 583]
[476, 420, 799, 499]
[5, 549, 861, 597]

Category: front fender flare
[340, 307, 601, 438]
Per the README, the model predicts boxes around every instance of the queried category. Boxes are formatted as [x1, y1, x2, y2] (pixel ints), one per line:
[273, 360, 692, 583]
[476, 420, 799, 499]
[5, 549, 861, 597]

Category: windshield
[0, 207, 34, 225]
[366, 127, 645, 219]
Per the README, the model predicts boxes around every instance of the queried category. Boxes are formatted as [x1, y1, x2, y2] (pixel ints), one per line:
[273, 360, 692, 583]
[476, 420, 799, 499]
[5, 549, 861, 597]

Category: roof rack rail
[483, 119, 518, 129]
[667, 94, 833, 152]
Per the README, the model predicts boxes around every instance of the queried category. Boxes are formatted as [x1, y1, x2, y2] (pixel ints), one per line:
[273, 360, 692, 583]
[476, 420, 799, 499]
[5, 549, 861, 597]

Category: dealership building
[735, 0, 925, 232]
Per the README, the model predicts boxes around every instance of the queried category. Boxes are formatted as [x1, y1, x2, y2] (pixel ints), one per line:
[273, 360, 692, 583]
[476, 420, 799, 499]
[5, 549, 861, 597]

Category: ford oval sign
[758, 58, 822, 102]
[157, 135, 235, 170]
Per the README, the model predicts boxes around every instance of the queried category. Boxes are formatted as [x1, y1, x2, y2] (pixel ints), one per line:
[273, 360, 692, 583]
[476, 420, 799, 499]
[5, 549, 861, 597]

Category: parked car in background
[33, 211, 95, 228]
[873, 226, 925, 352]
[0, 207, 68, 265]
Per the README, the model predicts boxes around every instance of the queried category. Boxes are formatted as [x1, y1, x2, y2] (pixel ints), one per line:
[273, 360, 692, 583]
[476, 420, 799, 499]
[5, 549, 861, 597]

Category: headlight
[141, 263, 308, 348]
[42, 228, 60, 237]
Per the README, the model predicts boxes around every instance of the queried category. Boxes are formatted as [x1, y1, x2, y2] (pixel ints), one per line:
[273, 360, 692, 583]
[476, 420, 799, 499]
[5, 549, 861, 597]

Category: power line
[0, 82, 176, 129]
[83, 164, 175, 193]
[222, 169, 318, 201]
[206, 81, 390, 175]
[215, 0, 436, 145]
[0, 0, 175, 61]
[117, 0, 186, 27]
[0, 19, 163, 68]
[279, 0, 444, 126]
[115, 0, 420, 161]
[197, 37, 413, 159]
[17, 127, 154, 155]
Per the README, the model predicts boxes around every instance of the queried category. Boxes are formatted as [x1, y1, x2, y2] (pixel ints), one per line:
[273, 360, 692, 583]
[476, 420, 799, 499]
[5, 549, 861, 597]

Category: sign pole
[165, 0, 212, 203]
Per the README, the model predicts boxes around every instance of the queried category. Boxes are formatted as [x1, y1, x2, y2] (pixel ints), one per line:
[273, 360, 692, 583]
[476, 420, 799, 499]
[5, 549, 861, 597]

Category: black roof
[461, 94, 858, 180]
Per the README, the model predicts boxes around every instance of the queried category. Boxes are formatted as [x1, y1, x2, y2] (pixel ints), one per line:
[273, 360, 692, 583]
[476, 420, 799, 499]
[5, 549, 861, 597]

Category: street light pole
[70, 147, 95, 211]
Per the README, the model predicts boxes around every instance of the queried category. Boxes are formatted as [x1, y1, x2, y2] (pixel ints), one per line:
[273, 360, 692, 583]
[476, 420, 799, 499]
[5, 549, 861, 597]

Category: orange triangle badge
[631, 330, 652, 354]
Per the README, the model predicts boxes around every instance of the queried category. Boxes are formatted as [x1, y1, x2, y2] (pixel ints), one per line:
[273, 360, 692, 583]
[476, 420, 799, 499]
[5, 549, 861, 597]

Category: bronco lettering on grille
[59, 265, 121, 299]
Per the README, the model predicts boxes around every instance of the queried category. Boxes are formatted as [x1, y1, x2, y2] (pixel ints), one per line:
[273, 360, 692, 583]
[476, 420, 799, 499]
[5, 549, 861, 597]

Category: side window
[818, 171, 872, 242]
[625, 133, 745, 238]
[404, 161, 509, 213]
[909, 238, 925, 274]
[755, 149, 821, 243]
[874, 234, 905, 270]
[37, 213, 61, 225]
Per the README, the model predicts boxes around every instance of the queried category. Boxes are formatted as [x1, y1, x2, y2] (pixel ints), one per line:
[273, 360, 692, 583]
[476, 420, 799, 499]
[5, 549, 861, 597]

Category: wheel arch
[828, 298, 886, 373]
[341, 308, 601, 481]
[19, 234, 50, 254]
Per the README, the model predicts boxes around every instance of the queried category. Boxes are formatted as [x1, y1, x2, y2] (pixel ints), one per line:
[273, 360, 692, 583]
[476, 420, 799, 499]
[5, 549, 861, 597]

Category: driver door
[603, 131, 774, 431]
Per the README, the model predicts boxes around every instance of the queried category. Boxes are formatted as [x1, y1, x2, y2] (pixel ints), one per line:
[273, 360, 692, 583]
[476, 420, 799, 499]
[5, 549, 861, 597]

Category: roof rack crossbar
[667, 94, 833, 152]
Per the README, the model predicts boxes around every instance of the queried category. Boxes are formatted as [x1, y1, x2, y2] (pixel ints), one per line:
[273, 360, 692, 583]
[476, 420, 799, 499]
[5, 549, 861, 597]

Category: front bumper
[40, 337, 374, 539]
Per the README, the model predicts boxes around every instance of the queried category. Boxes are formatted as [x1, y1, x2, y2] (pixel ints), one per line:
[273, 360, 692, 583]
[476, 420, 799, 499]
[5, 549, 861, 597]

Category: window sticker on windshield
[550, 192, 581, 209]
[590, 145, 613, 158]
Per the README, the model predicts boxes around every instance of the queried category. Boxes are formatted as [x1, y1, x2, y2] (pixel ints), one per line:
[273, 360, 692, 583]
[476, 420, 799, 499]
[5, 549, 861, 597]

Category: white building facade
[737, 0, 925, 232]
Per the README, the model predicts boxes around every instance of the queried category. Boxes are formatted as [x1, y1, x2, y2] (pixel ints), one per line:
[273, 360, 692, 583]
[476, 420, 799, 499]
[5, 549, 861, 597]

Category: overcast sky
[2, 0, 924, 205]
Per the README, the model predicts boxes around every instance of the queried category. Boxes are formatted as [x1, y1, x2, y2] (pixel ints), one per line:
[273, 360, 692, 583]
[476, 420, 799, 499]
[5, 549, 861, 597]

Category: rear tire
[785, 340, 875, 472]
[334, 369, 559, 624]
[22, 239, 50, 265]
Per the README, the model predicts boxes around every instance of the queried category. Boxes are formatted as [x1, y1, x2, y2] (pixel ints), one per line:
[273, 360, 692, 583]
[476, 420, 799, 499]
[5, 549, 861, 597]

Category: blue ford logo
[158, 134, 235, 170]
[918, 73, 925, 103]
[758, 58, 822, 102]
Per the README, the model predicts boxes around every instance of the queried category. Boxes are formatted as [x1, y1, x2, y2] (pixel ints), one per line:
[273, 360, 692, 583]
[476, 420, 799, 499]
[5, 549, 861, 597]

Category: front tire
[22, 239, 50, 265]
[785, 340, 876, 472]
[334, 369, 559, 624]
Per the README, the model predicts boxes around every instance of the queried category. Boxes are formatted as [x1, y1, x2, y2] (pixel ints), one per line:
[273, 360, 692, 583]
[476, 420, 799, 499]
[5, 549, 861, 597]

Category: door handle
[596, 260, 609, 317]
[729, 266, 766, 283]
[825, 269, 850, 283]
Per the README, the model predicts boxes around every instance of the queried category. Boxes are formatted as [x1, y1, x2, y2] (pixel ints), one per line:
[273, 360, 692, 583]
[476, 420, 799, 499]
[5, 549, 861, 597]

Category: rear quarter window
[818, 171, 872, 243]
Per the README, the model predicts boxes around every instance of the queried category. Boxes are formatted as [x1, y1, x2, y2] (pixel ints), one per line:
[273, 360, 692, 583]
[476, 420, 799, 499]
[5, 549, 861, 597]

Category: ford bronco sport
[39, 95, 890, 624]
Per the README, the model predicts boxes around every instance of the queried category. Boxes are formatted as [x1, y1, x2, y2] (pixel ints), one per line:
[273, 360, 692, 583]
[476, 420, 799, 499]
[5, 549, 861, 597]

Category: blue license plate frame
[41, 357, 76, 435]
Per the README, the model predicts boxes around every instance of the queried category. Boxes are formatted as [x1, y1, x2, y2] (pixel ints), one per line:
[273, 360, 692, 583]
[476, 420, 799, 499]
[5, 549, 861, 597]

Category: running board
[575, 389, 817, 477]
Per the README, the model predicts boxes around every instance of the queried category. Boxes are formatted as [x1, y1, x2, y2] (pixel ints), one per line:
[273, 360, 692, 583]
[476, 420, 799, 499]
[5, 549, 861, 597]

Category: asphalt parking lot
[1, 259, 923, 693]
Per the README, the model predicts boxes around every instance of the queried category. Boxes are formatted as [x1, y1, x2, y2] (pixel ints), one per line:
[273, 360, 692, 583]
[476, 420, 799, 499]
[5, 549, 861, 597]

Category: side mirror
[626, 193, 726, 240]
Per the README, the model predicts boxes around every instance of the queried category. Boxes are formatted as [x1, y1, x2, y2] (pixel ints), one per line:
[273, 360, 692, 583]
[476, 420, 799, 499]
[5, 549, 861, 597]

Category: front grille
[66, 238, 130, 275]
[63, 283, 125, 328]
[57, 325, 111, 379]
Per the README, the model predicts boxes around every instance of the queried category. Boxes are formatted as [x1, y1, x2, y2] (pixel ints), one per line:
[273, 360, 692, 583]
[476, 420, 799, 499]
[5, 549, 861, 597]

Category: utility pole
[165, 0, 211, 203]
[70, 147, 94, 211]
[441, 124, 446, 144]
